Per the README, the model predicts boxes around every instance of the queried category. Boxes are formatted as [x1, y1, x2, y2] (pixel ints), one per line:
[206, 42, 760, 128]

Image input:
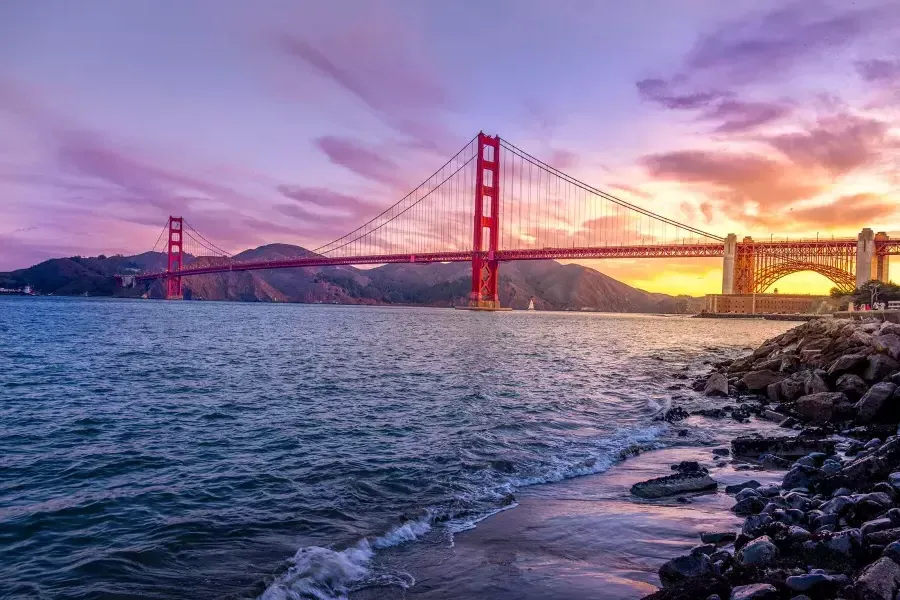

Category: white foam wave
[258, 515, 432, 600]
[259, 424, 669, 599]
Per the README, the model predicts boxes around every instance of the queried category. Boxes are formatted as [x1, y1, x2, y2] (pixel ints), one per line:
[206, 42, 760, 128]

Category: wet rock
[756, 484, 782, 498]
[760, 454, 792, 470]
[835, 373, 869, 402]
[827, 353, 867, 377]
[712, 448, 730, 457]
[631, 471, 717, 499]
[733, 496, 765, 516]
[735, 488, 761, 502]
[729, 583, 778, 600]
[785, 572, 849, 593]
[786, 525, 811, 543]
[700, 531, 737, 544]
[883, 540, 900, 562]
[865, 354, 900, 383]
[867, 527, 900, 545]
[794, 391, 851, 422]
[804, 371, 830, 395]
[658, 552, 712, 587]
[725, 480, 761, 495]
[742, 370, 783, 391]
[732, 435, 835, 459]
[704, 373, 729, 397]
[783, 465, 823, 490]
[671, 461, 707, 474]
[737, 535, 778, 566]
[862, 518, 894, 537]
[855, 557, 900, 600]
[820, 459, 842, 476]
[855, 382, 899, 424]
[875, 333, 900, 361]
[889, 472, 900, 489]
[743, 514, 774, 537]
[659, 406, 690, 423]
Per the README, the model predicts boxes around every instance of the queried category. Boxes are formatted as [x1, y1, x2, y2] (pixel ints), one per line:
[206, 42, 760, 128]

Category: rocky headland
[638, 317, 900, 600]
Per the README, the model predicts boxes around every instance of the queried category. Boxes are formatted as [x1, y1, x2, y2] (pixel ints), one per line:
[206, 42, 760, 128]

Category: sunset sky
[1, 0, 898, 295]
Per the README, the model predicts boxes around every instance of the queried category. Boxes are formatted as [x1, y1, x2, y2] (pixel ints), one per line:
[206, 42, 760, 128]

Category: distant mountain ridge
[0, 243, 703, 313]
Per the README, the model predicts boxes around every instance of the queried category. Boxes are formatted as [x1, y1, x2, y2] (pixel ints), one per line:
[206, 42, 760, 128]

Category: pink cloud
[313, 136, 401, 187]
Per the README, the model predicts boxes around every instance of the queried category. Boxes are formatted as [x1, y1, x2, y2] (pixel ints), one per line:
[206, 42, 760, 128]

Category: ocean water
[0, 297, 791, 600]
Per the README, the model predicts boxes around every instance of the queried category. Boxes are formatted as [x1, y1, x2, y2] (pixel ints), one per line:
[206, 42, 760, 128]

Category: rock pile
[641, 318, 900, 600]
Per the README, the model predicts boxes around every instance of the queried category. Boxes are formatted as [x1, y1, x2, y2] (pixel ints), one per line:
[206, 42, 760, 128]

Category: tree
[851, 280, 900, 305]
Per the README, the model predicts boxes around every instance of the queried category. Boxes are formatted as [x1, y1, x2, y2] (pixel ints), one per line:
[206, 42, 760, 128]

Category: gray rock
[856, 382, 899, 423]
[855, 557, 900, 600]
[835, 373, 868, 401]
[828, 353, 867, 377]
[804, 371, 830, 395]
[786, 525, 811, 542]
[732, 435, 835, 458]
[863, 518, 894, 537]
[795, 455, 816, 467]
[726, 480, 761, 494]
[735, 488, 761, 502]
[832, 487, 853, 497]
[865, 354, 900, 383]
[690, 543, 717, 556]
[737, 535, 778, 566]
[889, 472, 900, 489]
[883, 540, 900, 562]
[824, 528, 862, 556]
[783, 465, 823, 490]
[760, 453, 792, 470]
[756, 483, 782, 497]
[742, 369, 784, 391]
[821, 495, 854, 515]
[729, 583, 778, 600]
[733, 496, 765, 516]
[887, 507, 900, 525]
[875, 333, 900, 360]
[658, 552, 712, 587]
[700, 531, 736, 544]
[821, 459, 842, 475]
[785, 572, 849, 592]
[742, 514, 773, 537]
[780, 375, 807, 402]
[704, 372, 729, 397]
[794, 391, 851, 422]
[712, 447, 730, 457]
[631, 472, 717, 498]
[868, 527, 900, 545]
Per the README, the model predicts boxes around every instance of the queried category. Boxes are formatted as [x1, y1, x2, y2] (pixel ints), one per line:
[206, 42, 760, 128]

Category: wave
[257, 424, 669, 600]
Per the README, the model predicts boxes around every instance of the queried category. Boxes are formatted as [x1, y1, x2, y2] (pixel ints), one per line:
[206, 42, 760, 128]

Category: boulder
[783, 465, 824, 490]
[779, 374, 807, 401]
[855, 382, 899, 424]
[741, 369, 783, 391]
[855, 557, 900, 600]
[867, 527, 900, 545]
[733, 496, 765, 515]
[794, 392, 851, 422]
[835, 373, 869, 402]
[875, 333, 900, 360]
[865, 354, 900, 383]
[785, 573, 849, 593]
[827, 353, 867, 377]
[732, 435, 835, 459]
[631, 472, 717, 498]
[804, 371, 830, 395]
[658, 552, 712, 586]
[704, 373, 729, 397]
[729, 583, 778, 600]
[700, 531, 737, 544]
[725, 480, 761, 494]
[742, 514, 773, 537]
[737, 535, 779, 566]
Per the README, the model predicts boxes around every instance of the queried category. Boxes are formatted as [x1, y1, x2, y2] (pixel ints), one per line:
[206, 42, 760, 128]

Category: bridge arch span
[754, 261, 856, 294]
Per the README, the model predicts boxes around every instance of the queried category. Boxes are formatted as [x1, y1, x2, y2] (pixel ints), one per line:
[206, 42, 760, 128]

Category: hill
[0, 244, 703, 313]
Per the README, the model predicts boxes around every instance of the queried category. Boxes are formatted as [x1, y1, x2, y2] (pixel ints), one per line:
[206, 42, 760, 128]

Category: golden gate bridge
[120, 133, 899, 307]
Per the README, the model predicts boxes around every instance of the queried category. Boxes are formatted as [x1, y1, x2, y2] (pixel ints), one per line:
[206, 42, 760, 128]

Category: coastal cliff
[641, 318, 900, 600]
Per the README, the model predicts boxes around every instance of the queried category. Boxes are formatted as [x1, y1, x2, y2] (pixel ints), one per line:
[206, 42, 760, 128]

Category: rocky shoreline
[637, 317, 900, 600]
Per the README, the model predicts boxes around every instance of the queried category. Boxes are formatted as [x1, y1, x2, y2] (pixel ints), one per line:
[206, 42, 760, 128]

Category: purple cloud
[765, 113, 890, 176]
[704, 100, 792, 133]
[314, 136, 401, 187]
[857, 58, 900, 83]
[636, 78, 728, 110]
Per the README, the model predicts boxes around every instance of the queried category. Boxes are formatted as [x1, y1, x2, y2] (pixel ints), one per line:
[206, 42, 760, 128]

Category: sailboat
[527, 297, 535, 311]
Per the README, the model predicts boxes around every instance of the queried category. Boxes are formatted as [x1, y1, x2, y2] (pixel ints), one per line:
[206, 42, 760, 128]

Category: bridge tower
[166, 216, 183, 300]
[468, 132, 502, 309]
[721, 234, 737, 294]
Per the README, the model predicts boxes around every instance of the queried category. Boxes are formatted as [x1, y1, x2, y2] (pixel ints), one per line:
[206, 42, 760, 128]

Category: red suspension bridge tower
[166, 216, 183, 300]
[467, 133, 504, 310]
